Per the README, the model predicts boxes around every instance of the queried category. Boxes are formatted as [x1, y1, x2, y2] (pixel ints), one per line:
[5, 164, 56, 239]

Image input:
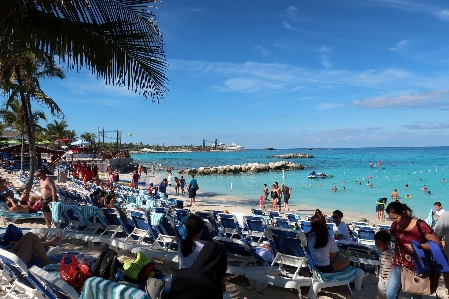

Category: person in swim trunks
[35, 169, 57, 228]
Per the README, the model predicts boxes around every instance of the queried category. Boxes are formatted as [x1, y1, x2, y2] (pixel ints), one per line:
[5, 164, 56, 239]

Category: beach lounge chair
[244, 228, 313, 296]
[304, 246, 364, 299]
[251, 209, 264, 216]
[217, 213, 246, 239]
[213, 236, 271, 276]
[174, 209, 190, 224]
[28, 266, 79, 299]
[199, 219, 216, 242]
[300, 220, 312, 233]
[337, 240, 380, 274]
[268, 211, 280, 219]
[274, 218, 290, 229]
[195, 211, 220, 236]
[243, 216, 267, 242]
[286, 213, 300, 226]
[354, 228, 376, 245]
[0, 248, 58, 299]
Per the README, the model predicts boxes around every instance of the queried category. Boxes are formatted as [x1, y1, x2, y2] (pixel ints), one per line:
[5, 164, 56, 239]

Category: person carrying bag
[385, 201, 442, 299]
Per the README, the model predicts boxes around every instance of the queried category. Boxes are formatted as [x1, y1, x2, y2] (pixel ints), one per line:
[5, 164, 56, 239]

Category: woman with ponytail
[178, 214, 205, 269]
[306, 209, 350, 273]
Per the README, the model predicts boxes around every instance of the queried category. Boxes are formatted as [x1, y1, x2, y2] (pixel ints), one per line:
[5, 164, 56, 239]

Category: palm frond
[0, 0, 168, 102]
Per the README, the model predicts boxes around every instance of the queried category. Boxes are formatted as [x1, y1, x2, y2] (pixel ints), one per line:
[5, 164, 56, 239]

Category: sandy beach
[2, 168, 446, 299]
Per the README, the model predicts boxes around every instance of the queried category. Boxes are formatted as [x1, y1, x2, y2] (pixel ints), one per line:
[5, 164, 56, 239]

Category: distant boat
[265, 148, 275, 150]
[218, 142, 245, 151]
[307, 171, 333, 179]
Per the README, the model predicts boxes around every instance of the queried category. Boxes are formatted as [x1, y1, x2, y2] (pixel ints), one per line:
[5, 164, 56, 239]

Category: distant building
[0, 130, 28, 141]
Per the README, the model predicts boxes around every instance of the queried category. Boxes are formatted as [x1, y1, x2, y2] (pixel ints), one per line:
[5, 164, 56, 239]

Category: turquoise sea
[132, 148, 449, 219]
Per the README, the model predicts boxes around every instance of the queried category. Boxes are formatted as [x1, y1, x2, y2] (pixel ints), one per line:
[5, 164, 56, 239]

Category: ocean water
[132, 147, 449, 219]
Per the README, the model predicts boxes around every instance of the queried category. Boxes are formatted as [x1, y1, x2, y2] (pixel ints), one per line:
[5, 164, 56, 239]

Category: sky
[9, 0, 449, 148]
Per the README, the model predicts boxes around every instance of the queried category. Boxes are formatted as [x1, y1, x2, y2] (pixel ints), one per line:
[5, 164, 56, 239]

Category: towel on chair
[316, 266, 359, 283]
[150, 213, 165, 226]
[51, 202, 79, 224]
[80, 277, 150, 299]
[78, 206, 108, 227]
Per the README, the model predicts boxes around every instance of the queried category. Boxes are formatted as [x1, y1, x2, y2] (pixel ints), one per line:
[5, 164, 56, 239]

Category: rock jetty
[178, 161, 305, 175]
[268, 153, 314, 159]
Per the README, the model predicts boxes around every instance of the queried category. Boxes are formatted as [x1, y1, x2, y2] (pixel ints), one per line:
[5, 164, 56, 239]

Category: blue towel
[80, 276, 150, 299]
[425, 209, 435, 227]
[150, 213, 165, 226]
[51, 202, 79, 223]
[317, 266, 359, 282]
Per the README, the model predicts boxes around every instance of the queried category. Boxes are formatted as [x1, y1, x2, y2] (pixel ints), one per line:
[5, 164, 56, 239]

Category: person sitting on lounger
[178, 214, 204, 269]
[7, 232, 62, 265]
[97, 189, 130, 226]
[5, 191, 41, 213]
[306, 209, 350, 273]
[169, 241, 227, 299]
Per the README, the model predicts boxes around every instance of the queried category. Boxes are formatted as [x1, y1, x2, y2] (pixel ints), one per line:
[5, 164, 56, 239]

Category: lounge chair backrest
[29, 266, 79, 299]
[274, 218, 290, 229]
[199, 219, 216, 241]
[213, 237, 268, 265]
[251, 209, 264, 216]
[175, 209, 191, 223]
[357, 229, 376, 241]
[269, 211, 280, 219]
[244, 216, 265, 233]
[300, 220, 312, 233]
[218, 213, 243, 238]
[195, 211, 219, 234]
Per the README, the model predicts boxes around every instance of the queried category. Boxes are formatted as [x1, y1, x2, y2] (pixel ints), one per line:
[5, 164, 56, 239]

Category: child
[374, 230, 394, 299]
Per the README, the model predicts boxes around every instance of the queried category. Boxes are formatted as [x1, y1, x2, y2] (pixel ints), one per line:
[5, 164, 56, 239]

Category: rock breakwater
[178, 161, 305, 175]
[268, 153, 314, 159]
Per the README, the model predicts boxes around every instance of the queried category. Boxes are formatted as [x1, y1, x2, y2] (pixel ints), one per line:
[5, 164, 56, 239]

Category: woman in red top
[385, 201, 441, 299]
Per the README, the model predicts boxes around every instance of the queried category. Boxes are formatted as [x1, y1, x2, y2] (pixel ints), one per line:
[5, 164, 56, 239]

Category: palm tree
[65, 130, 77, 143]
[0, 51, 64, 191]
[80, 132, 96, 146]
[46, 120, 68, 147]
[0, 0, 167, 102]
[1, 0, 167, 191]
[0, 98, 47, 170]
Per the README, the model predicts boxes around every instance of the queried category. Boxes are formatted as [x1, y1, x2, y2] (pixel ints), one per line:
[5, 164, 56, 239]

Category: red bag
[59, 255, 92, 294]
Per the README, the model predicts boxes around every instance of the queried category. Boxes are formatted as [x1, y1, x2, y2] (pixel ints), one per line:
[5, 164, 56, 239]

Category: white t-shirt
[307, 232, 338, 266]
[436, 209, 446, 216]
[178, 241, 204, 269]
[333, 222, 350, 241]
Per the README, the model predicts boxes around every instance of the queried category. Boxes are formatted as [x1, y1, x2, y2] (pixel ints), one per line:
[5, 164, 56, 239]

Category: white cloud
[168, 59, 449, 96]
[320, 55, 331, 68]
[222, 78, 286, 93]
[253, 45, 270, 57]
[282, 20, 295, 30]
[389, 39, 409, 52]
[349, 90, 449, 109]
[404, 120, 449, 130]
[437, 9, 449, 21]
[317, 103, 345, 110]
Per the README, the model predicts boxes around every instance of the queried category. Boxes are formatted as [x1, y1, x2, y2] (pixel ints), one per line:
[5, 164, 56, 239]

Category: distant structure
[202, 139, 218, 150]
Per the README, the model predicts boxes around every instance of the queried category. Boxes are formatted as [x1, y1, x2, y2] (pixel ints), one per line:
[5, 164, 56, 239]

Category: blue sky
[13, 0, 449, 148]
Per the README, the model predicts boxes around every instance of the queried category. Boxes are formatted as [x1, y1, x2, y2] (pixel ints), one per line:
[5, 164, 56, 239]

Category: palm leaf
[0, 0, 168, 102]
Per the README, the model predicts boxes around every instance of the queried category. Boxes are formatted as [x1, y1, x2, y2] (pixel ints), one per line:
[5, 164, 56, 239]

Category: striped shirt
[380, 249, 394, 281]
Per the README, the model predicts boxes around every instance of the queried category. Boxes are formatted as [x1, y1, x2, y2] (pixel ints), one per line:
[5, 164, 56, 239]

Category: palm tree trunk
[20, 134, 25, 171]
[15, 66, 36, 192]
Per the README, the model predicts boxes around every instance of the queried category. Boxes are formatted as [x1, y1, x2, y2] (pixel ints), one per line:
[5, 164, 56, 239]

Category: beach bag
[401, 266, 439, 295]
[92, 248, 119, 280]
[124, 251, 159, 283]
[2, 224, 23, 244]
[59, 255, 91, 294]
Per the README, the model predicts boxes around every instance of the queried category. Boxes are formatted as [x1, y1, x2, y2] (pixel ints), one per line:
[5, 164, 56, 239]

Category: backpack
[124, 251, 161, 283]
[2, 224, 23, 244]
[91, 248, 120, 280]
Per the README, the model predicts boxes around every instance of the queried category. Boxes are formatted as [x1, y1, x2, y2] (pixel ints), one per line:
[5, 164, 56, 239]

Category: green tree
[80, 132, 96, 146]
[0, 98, 47, 170]
[0, 51, 64, 191]
[1, 0, 167, 102]
[65, 130, 77, 143]
[46, 120, 68, 147]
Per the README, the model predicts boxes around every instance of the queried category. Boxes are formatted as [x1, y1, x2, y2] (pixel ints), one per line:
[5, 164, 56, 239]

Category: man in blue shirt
[159, 178, 168, 196]
[188, 175, 198, 207]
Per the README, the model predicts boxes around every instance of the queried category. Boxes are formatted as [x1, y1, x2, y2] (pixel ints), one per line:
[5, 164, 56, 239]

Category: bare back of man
[36, 170, 57, 228]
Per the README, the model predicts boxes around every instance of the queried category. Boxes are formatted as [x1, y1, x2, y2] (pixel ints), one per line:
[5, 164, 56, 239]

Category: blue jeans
[385, 266, 422, 299]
